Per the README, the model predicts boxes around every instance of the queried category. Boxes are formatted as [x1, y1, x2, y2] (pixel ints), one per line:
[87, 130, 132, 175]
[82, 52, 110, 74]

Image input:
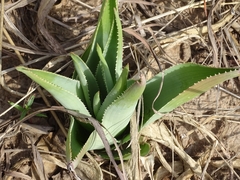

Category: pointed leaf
[101, 8, 123, 81]
[17, 66, 82, 98]
[87, 74, 146, 150]
[82, 0, 118, 73]
[113, 8, 123, 80]
[66, 116, 90, 168]
[143, 63, 240, 127]
[96, 44, 114, 92]
[101, 19, 116, 80]
[94, 64, 107, 99]
[97, 65, 128, 120]
[9, 102, 24, 112]
[71, 53, 99, 114]
[16, 66, 90, 116]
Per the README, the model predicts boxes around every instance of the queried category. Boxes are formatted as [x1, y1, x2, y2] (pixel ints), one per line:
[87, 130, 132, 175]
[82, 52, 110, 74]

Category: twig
[1, 27, 31, 97]
[207, 0, 222, 67]
[0, 106, 126, 180]
[4, 13, 39, 50]
[127, 0, 212, 28]
[2, 42, 58, 55]
[201, 141, 218, 180]
[37, 0, 65, 54]
[0, 0, 4, 88]
[0, 88, 36, 117]
[73, 0, 95, 10]
[3, 28, 25, 63]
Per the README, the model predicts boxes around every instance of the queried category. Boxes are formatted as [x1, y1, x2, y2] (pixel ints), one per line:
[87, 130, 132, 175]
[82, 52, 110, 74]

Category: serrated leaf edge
[17, 66, 90, 116]
[101, 75, 145, 124]
[161, 69, 239, 111]
[144, 69, 239, 127]
[114, 8, 123, 80]
[96, 66, 128, 120]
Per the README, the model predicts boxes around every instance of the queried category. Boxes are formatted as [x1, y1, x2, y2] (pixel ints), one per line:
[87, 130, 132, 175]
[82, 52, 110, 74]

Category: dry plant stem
[2, 42, 58, 55]
[224, 27, 240, 63]
[101, 169, 117, 178]
[3, 28, 25, 63]
[149, 6, 236, 47]
[4, 106, 126, 180]
[127, 0, 212, 29]
[0, 88, 36, 117]
[4, 171, 32, 180]
[1, 55, 51, 75]
[207, 0, 222, 67]
[37, 0, 65, 54]
[201, 141, 218, 180]
[1, 27, 27, 97]
[144, 122, 202, 177]
[212, 150, 240, 179]
[148, 28, 176, 65]
[73, 0, 94, 10]
[119, 0, 155, 6]
[2, 24, 67, 136]
[47, 15, 73, 31]
[4, 0, 36, 13]
[129, 6, 235, 67]
[123, 29, 164, 118]
[4, 14, 39, 50]
[218, 86, 240, 99]
[154, 6, 184, 38]
[24, 132, 48, 180]
[154, 141, 178, 178]
[146, 29, 165, 116]
[0, 0, 4, 86]
[223, 34, 239, 67]
[134, 14, 146, 37]
[129, 110, 141, 179]
[85, 152, 103, 179]
[176, 115, 232, 161]
[58, 108, 127, 180]
[1, 42, 87, 76]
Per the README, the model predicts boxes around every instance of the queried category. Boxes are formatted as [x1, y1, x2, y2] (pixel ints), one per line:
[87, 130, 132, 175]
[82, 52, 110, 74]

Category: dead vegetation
[1, 0, 240, 179]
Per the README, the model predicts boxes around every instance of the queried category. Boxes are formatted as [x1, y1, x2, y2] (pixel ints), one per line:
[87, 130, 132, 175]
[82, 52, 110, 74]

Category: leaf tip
[15, 66, 25, 72]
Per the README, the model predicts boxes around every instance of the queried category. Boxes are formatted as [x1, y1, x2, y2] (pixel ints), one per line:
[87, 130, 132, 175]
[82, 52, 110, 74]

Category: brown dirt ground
[1, 0, 240, 179]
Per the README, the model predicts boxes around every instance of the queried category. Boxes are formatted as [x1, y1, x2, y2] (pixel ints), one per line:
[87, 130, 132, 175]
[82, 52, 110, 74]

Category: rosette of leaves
[17, 0, 240, 169]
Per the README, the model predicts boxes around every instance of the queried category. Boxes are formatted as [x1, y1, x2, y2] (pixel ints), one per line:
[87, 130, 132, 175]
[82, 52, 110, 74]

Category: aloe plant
[16, 0, 240, 171]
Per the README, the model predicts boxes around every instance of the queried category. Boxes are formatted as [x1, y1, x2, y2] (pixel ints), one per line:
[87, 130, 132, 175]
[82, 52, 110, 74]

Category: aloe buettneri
[17, 0, 239, 170]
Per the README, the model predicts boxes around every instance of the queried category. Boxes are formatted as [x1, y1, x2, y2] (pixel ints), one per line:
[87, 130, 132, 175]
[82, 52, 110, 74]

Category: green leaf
[86, 74, 146, 150]
[26, 95, 35, 107]
[17, 66, 82, 98]
[101, 8, 123, 81]
[94, 63, 109, 100]
[66, 116, 90, 165]
[96, 65, 128, 120]
[96, 44, 114, 92]
[97, 142, 150, 160]
[82, 0, 118, 73]
[143, 63, 240, 127]
[71, 53, 99, 114]
[113, 8, 123, 80]
[93, 91, 101, 116]
[9, 101, 24, 112]
[19, 110, 28, 120]
[35, 113, 47, 118]
[16, 66, 90, 117]
[101, 19, 116, 80]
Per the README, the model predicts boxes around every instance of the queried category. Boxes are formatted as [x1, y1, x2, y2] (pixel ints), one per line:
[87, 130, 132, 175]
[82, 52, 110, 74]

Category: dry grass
[1, 0, 240, 179]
